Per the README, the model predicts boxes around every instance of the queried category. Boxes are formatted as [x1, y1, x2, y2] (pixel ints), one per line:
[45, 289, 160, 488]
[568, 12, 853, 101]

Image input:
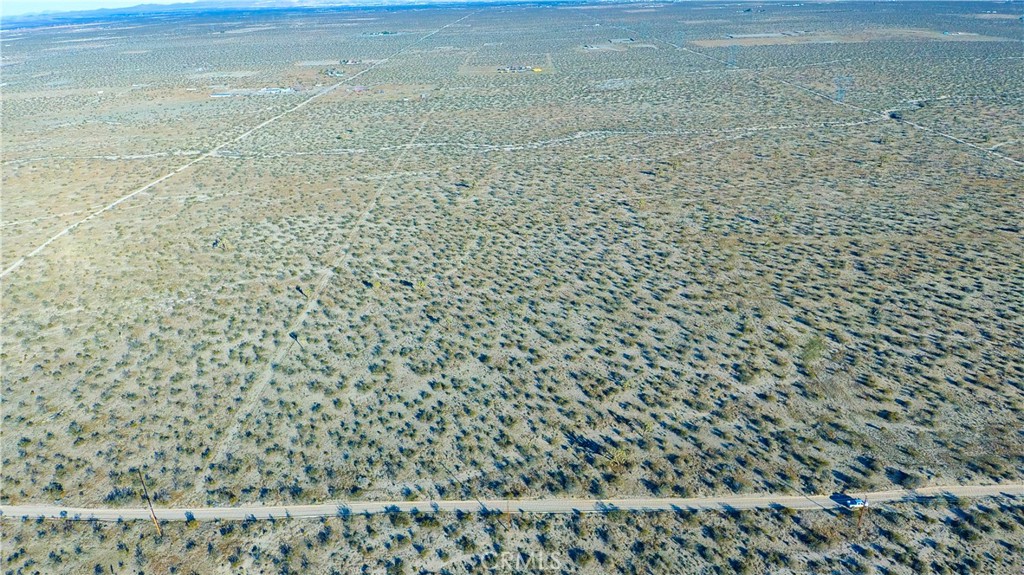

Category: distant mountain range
[2, 0, 598, 26]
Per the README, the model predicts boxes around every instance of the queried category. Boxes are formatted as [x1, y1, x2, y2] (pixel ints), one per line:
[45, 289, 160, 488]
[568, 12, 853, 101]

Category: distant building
[497, 65, 537, 73]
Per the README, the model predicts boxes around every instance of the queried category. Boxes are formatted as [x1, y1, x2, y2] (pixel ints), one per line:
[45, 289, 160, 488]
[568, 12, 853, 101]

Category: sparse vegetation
[2, 0, 1022, 572]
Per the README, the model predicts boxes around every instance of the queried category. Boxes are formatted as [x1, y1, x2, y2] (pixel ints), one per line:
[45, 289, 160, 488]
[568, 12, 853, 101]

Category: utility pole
[856, 497, 868, 533]
[137, 469, 163, 537]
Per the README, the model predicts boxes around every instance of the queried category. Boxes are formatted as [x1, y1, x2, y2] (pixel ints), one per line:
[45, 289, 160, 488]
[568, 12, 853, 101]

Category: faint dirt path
[582, 16, 1023, 168]
[195, 12, 478, 500]
[0, 12, 472, 280]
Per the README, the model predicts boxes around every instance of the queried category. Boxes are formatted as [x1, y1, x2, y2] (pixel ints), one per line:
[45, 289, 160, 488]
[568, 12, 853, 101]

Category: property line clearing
[0, 12, 471, 280]
[195, 11, 478, 499]
[584, 17, 1023, 169]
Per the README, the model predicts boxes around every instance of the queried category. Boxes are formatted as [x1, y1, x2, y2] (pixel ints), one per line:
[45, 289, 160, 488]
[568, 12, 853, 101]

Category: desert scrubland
[2, 1, 1022, 573]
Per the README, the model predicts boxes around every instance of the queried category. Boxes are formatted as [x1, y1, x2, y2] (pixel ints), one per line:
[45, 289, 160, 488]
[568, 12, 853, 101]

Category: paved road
[2, 484, 1020, 523]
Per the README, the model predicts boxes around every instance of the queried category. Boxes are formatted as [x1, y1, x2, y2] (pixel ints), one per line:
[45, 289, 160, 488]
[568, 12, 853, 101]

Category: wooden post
[137, 469, 163, 537]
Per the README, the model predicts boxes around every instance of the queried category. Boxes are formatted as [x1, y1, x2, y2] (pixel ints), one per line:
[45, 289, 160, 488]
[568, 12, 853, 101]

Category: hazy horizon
[2, 0, 197, 17]
[1, 0, 559, 18]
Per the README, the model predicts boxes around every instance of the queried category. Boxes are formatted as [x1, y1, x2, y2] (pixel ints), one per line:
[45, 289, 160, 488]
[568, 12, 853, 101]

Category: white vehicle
[846, 498, 868, 510]
[831, 493, 868, 509]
